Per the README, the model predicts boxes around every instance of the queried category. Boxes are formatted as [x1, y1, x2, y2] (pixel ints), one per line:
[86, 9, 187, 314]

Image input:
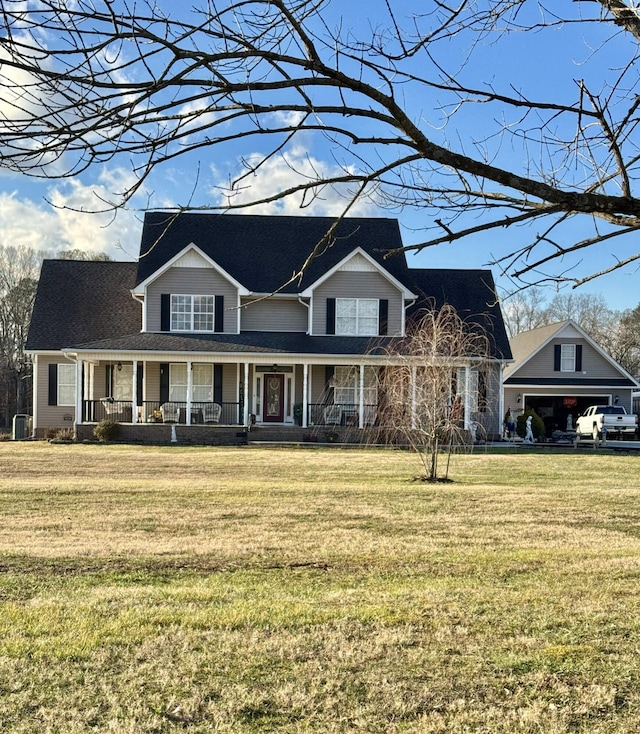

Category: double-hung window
[171, 295, 214, 332]
[169, 363, 213, 402]
[560, 344, 576, 372]
[334, 366, 377, 407]
[336, 298, 378, 336]
[57, 363, 76, 406]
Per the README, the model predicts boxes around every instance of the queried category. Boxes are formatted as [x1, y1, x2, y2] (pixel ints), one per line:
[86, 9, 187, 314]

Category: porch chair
[323, 404, 342, 425]
[160, 402, 180, 423]
[100, 397, 119, 417]
[203, 402, 222, 424]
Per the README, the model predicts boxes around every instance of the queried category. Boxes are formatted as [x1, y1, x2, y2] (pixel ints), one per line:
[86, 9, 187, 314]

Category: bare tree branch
[1, 0, 640, 285]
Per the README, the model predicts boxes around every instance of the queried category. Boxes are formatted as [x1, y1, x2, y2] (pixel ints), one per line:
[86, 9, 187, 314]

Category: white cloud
[0, 169, 146, 260]
[211, 146, 378, 217]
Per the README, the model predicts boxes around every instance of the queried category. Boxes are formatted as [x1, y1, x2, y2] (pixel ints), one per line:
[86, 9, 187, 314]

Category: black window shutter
[379, 299, 389, 335]
[160, 294, 170, 331]
[136, 364, 144, 406]
[214, 295, 224, 332]
[325, 365, 335, 402]
[105, 364, 113, 397]
[214, 364, 223, 404]
[554, 345, 561, 372]
[160, 363, 169, 404]
[48, 363, 58, 406]
[326, 298, 336, 335]
[575, 344, 583, 372]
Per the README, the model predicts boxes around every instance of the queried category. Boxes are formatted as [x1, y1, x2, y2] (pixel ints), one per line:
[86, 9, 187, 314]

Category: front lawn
[1, 443, 640, 732]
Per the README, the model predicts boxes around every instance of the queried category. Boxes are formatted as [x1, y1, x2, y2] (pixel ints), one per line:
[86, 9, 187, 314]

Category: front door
[263, 373, 285, 422]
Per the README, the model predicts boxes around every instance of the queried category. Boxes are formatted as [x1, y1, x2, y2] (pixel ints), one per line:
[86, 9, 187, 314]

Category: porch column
[358, 363, 365, 429]
[302, 363, 309, 428]
[132, 361, 138, 424]
[463, 365, 472, 430]
[186, 360, 192, 425]
[243, 361, 250, 426]
[75, 358, 83, 429]
[32, 354, 39, 433]
[411, 365, 417, 429]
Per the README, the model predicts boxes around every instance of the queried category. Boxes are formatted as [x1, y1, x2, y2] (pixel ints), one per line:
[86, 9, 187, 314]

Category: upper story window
[335, 298, 379, 336]
[554, 343, 582, 372]
[171, 295, 214, 332]
[560, 344, 575, 372]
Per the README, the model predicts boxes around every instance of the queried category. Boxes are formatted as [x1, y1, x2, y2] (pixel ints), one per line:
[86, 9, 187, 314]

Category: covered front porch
[60, 349, 498, 442]
[71, 354, 394, 431]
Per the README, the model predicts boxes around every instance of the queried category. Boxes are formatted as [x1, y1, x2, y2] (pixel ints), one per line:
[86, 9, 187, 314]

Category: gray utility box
[12, 414, 32, 440]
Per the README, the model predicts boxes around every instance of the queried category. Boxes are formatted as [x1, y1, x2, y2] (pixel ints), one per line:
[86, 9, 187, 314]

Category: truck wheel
[592, 426, 600, 441]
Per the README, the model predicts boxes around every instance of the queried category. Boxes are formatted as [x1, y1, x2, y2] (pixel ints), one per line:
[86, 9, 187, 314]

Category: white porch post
[411, 365, 417, 430]
[186, 360, 192, 425]
[132, 361, 138, 424]
[358, 364, 365, 429]
[302, 363, 309, 428]
[75, 358, 83, 429]
[31, 354, 39, 434]
[463, 365, 472, 430]
[243, 361, 250, 426]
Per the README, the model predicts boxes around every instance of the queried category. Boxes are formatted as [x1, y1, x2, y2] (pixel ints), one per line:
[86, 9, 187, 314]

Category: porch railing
[83, 400, 242, 425]
[307, 403, 378, 427]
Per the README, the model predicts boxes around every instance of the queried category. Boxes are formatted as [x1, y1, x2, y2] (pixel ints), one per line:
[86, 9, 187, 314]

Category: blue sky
[1, 0, 638, 312]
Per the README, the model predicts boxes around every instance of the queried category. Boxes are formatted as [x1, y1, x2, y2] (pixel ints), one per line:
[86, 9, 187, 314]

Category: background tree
[378, 305, 491, 482]
[0, 245, 113, 428]
[501, 286, 640, 378]
[1, 2, 640, 286]
[0, 246, 41, 426]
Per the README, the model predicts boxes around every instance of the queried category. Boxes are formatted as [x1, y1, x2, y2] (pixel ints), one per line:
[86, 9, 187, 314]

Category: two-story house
[25, 213, 511, 443]
[504, 320, 640, 436]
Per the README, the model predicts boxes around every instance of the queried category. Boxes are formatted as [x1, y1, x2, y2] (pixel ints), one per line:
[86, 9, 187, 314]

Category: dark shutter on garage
[160, 294, 170, 331]
[214, 295, 224, 332]
[379, 299, 389, 335]
[554, 345, 561, 372]
[48, 363, 58, 406]
[575, 344, 583, 372]
[159, 363, 169, 404]
[326, 298, 336, 335]
[214, 364, 223, 404]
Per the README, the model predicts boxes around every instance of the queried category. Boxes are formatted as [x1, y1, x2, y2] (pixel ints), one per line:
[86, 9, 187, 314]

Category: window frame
[57, 363, 76, 406]
[560, 343, 576, 372]
[169, 363, 214, 403]
[170, 294, 215, 333]
[335, 298, 379, 336]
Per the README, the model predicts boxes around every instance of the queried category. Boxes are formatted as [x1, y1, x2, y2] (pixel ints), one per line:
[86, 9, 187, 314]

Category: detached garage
[503, 321, 640, 438]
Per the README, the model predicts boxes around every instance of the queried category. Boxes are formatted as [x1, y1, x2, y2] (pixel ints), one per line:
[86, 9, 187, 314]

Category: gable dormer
[134, 243, 250, 334]
[300, 248, 416, 337]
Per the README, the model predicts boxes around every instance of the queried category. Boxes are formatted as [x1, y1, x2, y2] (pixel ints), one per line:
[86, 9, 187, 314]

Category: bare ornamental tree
[1, 1, 640, 286]
[379, 305, 492, 482]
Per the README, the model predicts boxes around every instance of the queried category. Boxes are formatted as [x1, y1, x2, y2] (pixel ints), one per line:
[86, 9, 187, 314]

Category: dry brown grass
[1, 443, 640, 732]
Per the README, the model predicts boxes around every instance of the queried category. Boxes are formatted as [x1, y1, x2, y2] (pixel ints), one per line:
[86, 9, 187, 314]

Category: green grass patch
[1, 444, 640, 731]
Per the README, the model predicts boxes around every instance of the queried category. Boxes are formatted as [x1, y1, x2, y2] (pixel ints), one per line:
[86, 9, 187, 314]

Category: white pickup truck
[575, 405, 638, 440]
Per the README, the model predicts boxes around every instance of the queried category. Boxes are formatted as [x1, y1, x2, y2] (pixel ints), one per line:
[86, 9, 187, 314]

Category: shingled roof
[25, 260, 140, 351]
[407, 269, 511, 360]
[136, 212, 410, 292]
[26, 215, 512, 362]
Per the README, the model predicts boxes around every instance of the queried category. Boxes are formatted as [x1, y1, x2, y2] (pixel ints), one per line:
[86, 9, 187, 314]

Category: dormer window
[171, 295, 214, 332]
[336, 298, 379, 336]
